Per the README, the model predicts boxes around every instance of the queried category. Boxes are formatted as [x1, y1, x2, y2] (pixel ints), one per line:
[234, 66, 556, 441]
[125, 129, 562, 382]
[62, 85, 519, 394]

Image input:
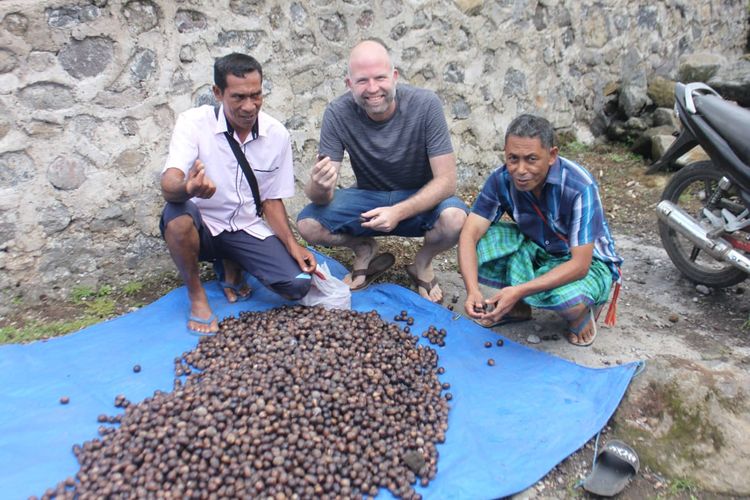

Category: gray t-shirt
[319, 84, 453, 191]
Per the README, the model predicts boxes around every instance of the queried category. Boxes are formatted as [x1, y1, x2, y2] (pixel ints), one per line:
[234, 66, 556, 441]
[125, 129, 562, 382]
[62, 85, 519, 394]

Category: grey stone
[269, 6, 284, 30]
[71, 114, 101, 139]
[285, 115, 306, 130]
[533, 4, 547, 31]
[651, 134, 676, 159]
[91, 204, 134, 232]
[46, 5, 100, 28]
[708, 60, 750, 107]
[451, 98, 470, 120]
[47, 155, 88, 191]
[630, 125, 676, 157]
[679, 52, 726, 83]
[390, 23, 408, 41]
[58, 37, 114, 79]
[175, 9, 207, 33]
[18, 82, 74, 110]
[119, 117, 139, 136]
[443, 62, 464, 83]
[129, 48, 157, 82]
[647, 76, 676, 108]
[23, 120, 64, 139]
[217, 30, 265, 49]
[0, 223, 14, 246]
[193, 85, 216, 107]
[318, 13, 347, 42]
[454, 0, 482, 15]
[696, 284, 711, 295]
[114, 149, 146, 175]
[2, 12, 28, 35]
[561, 27, 574, 48]
[0, 151, 35, 188]
[39, 204, 72, 235]
[355, 10, 374, 29]
[402, 47, 419, 61]
[503, 68, 527, 97]
[170, 69, 192, 94]
[122, 0, 160, 34]
[620, 83, 649, 117]
[290, 2, 307, 26]
[0, 48, 18, 73]
[636, 5, 657, 29]
[527, 334, 541, 344]
[229, 0, 264, 17]
[153, 105, 174, 130]
[624, 117, 648, 131]
[179, 45, 195, 63]
[652, 107, 679, 128]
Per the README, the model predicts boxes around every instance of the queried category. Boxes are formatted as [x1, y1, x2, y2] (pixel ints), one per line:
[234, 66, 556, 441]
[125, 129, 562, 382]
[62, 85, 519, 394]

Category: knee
[436, 207, 467, 236]
[164, 214, 197, 241]
[296, 217, 326, 244]
[275, 277, 312, 301]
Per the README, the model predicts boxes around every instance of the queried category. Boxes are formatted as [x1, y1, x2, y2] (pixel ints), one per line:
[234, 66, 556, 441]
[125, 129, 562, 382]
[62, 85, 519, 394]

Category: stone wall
[0, 0, 746, 310]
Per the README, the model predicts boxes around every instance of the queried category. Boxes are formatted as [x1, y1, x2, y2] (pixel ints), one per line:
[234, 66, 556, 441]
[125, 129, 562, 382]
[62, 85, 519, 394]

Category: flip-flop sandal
[349, 252, 396, 291]
[187, 313, 219, 336]
[219, 281, 253, 303]
[582, 440, 640, 497]
[406, 266, 443, 304]
[567, 306, 597, 347]
[472, 314, 532, 328]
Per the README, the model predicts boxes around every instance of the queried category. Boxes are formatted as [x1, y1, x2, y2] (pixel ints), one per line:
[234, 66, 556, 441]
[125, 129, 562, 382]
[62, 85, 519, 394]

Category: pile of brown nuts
[421, 325, 447, 347]
[40, 306, 449, 499]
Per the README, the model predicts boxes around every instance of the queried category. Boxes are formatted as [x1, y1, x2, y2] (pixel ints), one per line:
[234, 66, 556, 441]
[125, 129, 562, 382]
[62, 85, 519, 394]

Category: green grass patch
[0, 317, 99, 344]
[561, 141, 590, 155]
[122, 281, 144, 296]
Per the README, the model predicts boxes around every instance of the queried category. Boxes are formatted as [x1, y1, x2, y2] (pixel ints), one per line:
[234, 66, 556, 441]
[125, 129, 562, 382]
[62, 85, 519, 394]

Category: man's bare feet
[220, 259, 252, 303]
[406, 262, 443, 303]
[343, 238, 378, 290]
[565, 304, 597, 346]
[187, 295, 218, 335]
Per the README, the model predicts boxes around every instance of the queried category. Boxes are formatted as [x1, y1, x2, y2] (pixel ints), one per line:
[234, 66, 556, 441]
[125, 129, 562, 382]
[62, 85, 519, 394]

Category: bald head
[348, 40, 393, 77]
[345, 40, 398, 121]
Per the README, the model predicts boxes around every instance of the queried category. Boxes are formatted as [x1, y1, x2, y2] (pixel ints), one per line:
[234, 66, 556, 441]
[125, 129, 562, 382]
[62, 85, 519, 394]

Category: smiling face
[213, 71, 262, 138]
[504, 135, 559, 198]
[345, 41, 398, 121]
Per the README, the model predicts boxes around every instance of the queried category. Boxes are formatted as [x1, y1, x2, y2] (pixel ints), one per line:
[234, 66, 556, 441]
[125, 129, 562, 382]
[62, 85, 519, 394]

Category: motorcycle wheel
[658, 160, 748, 287]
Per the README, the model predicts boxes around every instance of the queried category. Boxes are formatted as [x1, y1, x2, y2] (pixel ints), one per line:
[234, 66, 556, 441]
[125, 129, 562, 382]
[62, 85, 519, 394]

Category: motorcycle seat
[696, 95, 750, 167]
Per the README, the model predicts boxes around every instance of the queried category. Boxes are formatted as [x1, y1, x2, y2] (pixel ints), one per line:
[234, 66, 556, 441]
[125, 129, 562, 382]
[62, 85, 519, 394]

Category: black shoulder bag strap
[214, 105, 263, 217]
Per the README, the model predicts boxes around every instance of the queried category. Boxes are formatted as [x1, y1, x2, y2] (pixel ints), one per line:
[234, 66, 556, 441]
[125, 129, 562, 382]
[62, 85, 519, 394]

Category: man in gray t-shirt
[297, 40, 467, 303]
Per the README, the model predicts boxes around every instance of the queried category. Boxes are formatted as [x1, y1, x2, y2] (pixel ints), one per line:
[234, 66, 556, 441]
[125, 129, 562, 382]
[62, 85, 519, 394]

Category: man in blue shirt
[458, 114, 622, 346]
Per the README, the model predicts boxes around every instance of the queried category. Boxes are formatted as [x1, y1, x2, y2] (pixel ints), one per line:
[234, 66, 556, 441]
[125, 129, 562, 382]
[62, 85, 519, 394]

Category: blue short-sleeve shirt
[472, 156, 623, 280]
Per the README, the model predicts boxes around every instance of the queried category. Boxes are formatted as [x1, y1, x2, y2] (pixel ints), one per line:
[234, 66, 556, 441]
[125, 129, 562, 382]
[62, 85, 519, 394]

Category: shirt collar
[545, 157, 563, 185]
[214, 105, 265, 141]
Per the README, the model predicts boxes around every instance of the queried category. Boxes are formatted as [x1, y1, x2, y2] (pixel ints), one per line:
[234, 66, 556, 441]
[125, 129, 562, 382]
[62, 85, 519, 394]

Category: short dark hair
[213, 53, 263, 91]
[505, 114, 556, 149]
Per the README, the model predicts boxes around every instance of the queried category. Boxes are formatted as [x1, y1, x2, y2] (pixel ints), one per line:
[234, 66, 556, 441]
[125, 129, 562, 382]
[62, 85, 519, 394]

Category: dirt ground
[3, 143, 750, 498]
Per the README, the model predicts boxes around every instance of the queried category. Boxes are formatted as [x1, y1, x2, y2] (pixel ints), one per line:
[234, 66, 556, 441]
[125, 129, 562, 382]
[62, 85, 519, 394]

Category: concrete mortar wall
[0, 0, 746, 311]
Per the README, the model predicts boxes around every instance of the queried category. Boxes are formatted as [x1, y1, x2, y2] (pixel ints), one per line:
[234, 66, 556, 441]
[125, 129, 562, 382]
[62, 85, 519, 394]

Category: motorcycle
[652, 82, 750, 288]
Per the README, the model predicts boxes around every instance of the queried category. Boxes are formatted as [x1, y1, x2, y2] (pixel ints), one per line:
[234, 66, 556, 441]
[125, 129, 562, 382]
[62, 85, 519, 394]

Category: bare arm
[457, 213, 492, 318]
[362, 152, 457, 232]
[263, 199, 316, 273]
[160, 160, 216, 203]
[304, 156, 341, 205]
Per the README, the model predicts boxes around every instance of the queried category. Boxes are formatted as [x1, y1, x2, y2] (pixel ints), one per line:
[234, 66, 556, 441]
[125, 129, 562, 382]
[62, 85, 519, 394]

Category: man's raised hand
[186, 160, 216, 199]
[310, 155, 337, 193]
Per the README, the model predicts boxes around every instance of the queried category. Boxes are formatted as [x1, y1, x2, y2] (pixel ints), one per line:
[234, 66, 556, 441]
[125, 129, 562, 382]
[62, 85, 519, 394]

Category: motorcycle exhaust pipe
[656, 200, 750, 274]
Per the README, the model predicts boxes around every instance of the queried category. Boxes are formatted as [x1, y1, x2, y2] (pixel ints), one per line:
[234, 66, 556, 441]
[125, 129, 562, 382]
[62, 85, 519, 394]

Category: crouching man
[458, 114, 622, 346]
[160, 53, 316, 335]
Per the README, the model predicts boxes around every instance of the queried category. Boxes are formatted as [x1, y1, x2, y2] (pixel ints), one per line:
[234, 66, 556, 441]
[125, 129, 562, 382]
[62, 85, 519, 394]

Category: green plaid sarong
[476, 222, 613, 311]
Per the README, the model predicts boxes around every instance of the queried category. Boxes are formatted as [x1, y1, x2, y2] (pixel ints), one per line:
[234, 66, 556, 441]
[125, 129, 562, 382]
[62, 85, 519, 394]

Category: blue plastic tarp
[0, 253, 638, 499]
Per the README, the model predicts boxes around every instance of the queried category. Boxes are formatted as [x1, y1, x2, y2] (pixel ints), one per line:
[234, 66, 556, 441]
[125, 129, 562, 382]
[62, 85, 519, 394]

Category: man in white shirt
[160, 53, 316, 335]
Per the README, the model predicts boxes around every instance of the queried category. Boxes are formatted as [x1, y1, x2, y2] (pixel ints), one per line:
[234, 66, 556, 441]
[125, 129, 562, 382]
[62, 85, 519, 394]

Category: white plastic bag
[299, 262, 351, 310]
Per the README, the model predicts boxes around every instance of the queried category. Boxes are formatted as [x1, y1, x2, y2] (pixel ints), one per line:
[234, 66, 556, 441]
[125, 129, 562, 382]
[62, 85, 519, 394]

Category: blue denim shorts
[297, 188, 468, 237]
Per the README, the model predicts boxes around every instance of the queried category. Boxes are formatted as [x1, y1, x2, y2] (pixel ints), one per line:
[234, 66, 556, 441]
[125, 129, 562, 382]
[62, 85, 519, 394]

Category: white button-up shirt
[163, 105, 294, 239]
